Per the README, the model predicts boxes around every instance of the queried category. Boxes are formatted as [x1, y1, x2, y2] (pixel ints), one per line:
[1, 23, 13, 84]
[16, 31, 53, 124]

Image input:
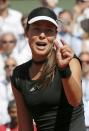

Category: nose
[39, 32, 46, 40]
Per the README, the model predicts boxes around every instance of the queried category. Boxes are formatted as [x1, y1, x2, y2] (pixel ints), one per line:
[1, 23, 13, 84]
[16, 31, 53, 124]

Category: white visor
[28, 16, 58, 27]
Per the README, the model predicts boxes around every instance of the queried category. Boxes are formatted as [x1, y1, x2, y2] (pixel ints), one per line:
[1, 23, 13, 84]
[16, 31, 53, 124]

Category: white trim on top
[28, 16, 58, 27]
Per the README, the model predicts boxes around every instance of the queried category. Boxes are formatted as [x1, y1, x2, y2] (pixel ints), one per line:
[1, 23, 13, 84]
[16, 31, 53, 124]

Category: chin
[37, 50, 50, 57]
[34, 47, 49, 55]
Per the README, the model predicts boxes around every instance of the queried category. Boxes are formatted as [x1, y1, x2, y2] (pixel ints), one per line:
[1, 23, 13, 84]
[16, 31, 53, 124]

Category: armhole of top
[73, 54, 82, 67]
[10, 67, 21, 91]
[10, 60, 32, 91]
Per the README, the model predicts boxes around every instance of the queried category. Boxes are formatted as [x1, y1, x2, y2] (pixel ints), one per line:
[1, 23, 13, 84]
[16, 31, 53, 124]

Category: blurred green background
[9, 0, 75, 15]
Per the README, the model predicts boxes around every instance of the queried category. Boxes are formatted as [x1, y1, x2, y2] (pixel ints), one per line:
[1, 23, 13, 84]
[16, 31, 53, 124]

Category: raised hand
[54, 39, 74, 68]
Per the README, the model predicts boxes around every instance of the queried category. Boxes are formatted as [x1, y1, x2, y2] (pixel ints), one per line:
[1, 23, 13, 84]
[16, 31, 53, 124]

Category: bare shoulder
[70, 56, 81, 69]
[69, 57, 82, 79]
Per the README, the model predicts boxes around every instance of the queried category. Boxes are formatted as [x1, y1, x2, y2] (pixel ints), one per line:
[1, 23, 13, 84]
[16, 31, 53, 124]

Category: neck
[0, 8, 8, 18]
[32, 59, 47, 65]
[29, 60, 45, 80]
[82, 72, 89, 79]
[31, 59, 46, 73]
[10, 121, 18, 129]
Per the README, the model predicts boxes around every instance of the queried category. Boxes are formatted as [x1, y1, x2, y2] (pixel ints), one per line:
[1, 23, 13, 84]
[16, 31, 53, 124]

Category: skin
[41, 0, 58, 9]
[45, 0, 58, 9]
[58, 11, 73, 33]
[79, 53, 89, 77]
[26, 20, 57, 62]
[73, 1, 89, 22]
[0, 0, 8, 10]
[1, 33, 16, 55]
[0, 0, 9, 18]
[5, 57, 17, 79]
[8, 103, 18, 128]
[11, 20, 82, 131]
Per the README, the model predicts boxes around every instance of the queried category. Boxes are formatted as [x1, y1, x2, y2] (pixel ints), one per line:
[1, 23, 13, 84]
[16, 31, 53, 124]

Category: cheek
[29, 36, 37, 44]
[28, 36, 37, 48]
[2, 44, 8, 49]
[3, 44, 14, 50]
[9, 44, 15, 49]
[47, 37, 56, 44]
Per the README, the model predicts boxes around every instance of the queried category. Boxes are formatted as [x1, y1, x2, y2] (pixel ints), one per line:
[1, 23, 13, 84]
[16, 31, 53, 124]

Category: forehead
[6, 59, 16, 64]
[1, 33, 15, 40]
[80, 53, 89, 59]
[59, 12, 72, 20]
[30, 20, 57, 28]
[9, 105, 17, 111]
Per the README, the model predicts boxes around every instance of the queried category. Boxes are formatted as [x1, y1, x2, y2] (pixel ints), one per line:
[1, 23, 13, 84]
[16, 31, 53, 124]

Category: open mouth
[36, 42, 47, 47]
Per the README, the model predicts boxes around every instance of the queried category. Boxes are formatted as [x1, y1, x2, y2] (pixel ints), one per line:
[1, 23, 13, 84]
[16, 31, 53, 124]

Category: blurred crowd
[0, 0, 89, 131]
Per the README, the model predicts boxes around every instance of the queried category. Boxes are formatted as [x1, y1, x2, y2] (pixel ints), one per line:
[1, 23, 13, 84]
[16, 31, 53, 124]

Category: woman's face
[27, 20, 57, 61]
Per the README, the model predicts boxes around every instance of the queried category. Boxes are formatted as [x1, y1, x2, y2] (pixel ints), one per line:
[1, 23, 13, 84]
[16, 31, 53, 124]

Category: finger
[61, 48, 72, 54]
[62, 51, 72, 58]
[61, 45, 73, 54]
[54, 40, 61, 50]
[61, 39, 69, 46]
[57, 57, 71, 68]
[62, 57, 71, 65]
[54, 39, 63, 50]
[56, 50, 62, 60]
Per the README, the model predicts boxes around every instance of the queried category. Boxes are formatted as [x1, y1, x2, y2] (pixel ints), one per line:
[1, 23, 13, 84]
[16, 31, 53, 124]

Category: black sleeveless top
[11, 60, 86, 131]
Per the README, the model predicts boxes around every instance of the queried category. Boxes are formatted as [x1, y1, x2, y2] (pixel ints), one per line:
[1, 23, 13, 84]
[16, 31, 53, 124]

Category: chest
[18, 70, 63, 107]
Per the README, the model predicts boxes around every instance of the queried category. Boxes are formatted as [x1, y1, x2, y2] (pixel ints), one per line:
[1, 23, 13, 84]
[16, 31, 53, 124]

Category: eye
[32, 27, 42, 34]
[46, 28, 52, 32]
[45, 28, 56, 35]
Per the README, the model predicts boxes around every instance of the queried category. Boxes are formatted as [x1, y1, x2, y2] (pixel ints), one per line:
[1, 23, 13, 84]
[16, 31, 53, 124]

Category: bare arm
[61, 58, 82, 107]
[12, 84, 34, 131]
[55, 40, 82, 107]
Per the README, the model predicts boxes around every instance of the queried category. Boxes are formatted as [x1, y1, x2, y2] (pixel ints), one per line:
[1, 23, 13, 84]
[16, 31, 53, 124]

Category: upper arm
[12, 84, 34, 131]
[70, 58, 82, 85]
